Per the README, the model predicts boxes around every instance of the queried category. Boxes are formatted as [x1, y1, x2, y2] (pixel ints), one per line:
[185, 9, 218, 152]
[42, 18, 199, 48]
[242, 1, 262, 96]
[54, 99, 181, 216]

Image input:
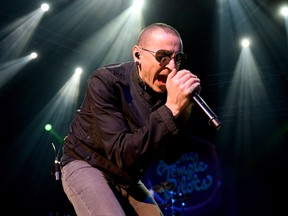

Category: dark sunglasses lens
[175, 53, 187, 65]
[155, 50, 173, 63]
[155, 50, 186, 65]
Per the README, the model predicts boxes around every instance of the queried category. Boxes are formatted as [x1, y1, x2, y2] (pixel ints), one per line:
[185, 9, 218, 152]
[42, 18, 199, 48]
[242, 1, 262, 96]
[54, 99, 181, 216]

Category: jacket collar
[132, 62, 166, 111]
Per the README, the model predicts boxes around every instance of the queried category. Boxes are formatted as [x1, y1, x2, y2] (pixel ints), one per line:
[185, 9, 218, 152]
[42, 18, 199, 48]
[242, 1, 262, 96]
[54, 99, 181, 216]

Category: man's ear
[132, 46, 141, 62]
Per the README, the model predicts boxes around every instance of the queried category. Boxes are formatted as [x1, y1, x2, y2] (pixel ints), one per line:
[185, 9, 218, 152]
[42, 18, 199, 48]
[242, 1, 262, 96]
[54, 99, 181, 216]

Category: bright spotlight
[241, 38, 250, 48]
[75, 67, 83, 75]
[41, 3, 50, 12]
[280, 6, 288, 16]
[72, 67, 83, 83]
[44, 124, 52, 131]
[132, 0, 144, 11]
[30, 52, 38, 59]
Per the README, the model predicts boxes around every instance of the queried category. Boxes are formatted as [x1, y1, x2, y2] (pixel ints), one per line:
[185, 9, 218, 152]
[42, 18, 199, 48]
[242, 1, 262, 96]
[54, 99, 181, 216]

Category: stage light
[280, 6, 288, 16]
[75, 67, 83, 75]
[41, 3, 50, 12]
[30, 52, 38, 59]
[241, 38, 250, 48]
[44, 124, 52, 131]
[132, 0, 144, 12]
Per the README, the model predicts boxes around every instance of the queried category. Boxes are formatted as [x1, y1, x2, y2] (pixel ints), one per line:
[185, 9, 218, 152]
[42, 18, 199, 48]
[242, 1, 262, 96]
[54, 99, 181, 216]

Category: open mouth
[157, 75, 167, 84]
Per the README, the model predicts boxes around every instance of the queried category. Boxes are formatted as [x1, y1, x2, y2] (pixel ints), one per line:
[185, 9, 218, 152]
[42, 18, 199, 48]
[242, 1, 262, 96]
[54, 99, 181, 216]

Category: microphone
[191, 93, 222, 130]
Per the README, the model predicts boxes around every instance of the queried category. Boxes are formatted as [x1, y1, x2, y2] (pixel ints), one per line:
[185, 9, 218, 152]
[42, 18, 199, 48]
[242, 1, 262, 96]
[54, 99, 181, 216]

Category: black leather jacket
[61, 61, 191, 185]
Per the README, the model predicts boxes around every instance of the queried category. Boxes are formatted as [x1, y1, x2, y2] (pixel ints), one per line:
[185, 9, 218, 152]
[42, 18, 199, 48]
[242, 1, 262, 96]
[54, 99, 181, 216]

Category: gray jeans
[61, 160, 163, 216]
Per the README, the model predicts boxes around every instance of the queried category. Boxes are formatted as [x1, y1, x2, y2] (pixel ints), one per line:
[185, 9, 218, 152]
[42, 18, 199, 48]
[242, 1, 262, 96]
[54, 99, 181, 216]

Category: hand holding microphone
[166, 69, 221, 130]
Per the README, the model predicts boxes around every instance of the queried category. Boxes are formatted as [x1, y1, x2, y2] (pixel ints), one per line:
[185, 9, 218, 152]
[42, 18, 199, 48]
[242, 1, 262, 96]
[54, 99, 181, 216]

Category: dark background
[1, 0, 287, 215]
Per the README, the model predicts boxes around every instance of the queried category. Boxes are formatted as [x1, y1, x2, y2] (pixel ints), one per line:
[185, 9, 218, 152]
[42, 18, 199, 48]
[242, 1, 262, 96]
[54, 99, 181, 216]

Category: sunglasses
[141, 47, 187, 66]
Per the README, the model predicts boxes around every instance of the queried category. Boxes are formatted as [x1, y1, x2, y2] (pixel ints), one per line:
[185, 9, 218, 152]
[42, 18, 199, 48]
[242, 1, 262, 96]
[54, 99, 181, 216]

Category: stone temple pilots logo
[156, 152, 213, 196]
[145, 147, 221, 214]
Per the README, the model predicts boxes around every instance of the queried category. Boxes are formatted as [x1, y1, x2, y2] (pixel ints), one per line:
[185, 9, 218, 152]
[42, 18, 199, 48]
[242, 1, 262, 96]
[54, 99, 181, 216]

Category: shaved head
[137, 23, 183, 50]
